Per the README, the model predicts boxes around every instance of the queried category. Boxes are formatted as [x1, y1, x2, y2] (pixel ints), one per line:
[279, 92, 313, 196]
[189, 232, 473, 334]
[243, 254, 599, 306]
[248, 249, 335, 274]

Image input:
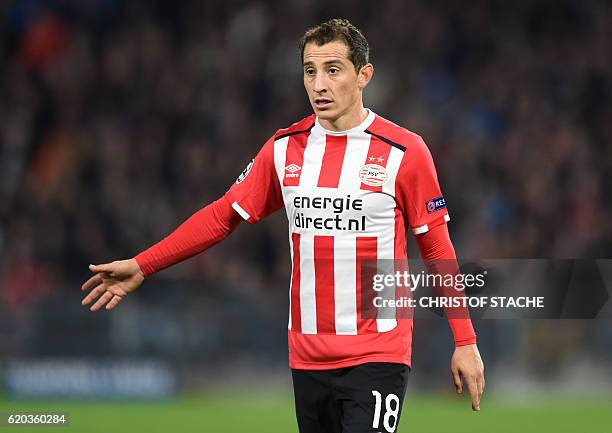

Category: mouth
[314, 98, 333, 110]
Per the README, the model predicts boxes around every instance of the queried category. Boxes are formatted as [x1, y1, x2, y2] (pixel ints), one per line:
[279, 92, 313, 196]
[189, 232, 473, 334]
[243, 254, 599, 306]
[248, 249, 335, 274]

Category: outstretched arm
[415, 223, 485, 411]
[81, 194, 242, 311]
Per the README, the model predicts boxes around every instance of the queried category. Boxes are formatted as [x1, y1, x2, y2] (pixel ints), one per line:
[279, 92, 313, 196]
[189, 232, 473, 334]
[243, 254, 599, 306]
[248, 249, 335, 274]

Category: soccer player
[81, 18, 484, 433]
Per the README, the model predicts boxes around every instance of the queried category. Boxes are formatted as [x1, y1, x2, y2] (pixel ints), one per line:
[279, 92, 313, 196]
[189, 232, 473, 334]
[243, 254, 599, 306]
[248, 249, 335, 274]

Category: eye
[329, 67, 340, 75]
[305, 68, 315, 76]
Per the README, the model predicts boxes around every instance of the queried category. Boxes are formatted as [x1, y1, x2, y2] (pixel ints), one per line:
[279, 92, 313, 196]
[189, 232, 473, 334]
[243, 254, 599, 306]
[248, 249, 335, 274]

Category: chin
[313, 108, 336, 120]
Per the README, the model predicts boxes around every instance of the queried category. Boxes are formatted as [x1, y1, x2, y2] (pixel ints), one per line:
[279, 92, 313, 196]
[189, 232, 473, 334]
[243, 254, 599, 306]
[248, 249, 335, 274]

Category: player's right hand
[81, 259, 144, 312]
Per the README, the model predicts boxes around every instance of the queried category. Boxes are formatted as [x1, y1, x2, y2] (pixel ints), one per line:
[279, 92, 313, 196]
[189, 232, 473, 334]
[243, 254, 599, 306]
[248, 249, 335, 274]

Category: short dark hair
[299, 18, 369, 72]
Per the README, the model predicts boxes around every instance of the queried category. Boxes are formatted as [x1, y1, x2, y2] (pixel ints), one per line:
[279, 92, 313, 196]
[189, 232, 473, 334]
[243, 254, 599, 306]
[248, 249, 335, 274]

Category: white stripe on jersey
[331, 130, 372, 335]
[231, 202, 251, 220]
[299, 233, 317, 334]
[382, 146, 405, 196]
[288, 228, 294, 331]
[273, 136, 290, 185]
[413, 213, 451, 234]
[333, 237, 357, 335]
[298, 127, 326, 188]
[375, 200, 398, 333]
[376, 145, 403, 332]
[275, 135, 296, 333]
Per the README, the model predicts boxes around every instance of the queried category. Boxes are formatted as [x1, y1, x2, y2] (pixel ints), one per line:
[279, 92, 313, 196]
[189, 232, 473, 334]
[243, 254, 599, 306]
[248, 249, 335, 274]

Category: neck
[318, 105, 369, 132]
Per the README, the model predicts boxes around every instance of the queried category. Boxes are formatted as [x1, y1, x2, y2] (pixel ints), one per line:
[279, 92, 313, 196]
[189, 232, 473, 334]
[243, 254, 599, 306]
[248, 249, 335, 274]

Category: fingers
[89, 263, 113, 276]
[90, 291, 114, 312]
[466, 376, 480, 411]
[81, 284, 106, 307]
[106, 295, 123, 310]
[477, 371, 485, 401]
[82, 262, 126, 312]
[81, 273, 102, 292]
[81, 286, 124, 311]
[451, 368, 462, 394]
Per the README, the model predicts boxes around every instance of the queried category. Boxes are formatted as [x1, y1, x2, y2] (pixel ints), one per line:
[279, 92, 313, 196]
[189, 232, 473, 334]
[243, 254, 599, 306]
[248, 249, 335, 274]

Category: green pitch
[1, 393, 610, 433]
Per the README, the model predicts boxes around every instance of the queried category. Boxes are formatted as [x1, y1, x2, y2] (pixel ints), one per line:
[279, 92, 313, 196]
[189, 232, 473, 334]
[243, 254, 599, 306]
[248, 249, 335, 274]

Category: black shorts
[292, 362, 410, 433]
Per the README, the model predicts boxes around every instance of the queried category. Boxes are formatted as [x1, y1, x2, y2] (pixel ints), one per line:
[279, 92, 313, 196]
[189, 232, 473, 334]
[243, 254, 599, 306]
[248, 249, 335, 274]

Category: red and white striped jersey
[227, 110, 451, 369]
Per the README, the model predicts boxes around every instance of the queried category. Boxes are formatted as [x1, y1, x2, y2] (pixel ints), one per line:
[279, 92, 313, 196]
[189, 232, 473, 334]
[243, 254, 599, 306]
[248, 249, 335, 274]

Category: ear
[357, 63, 374, 90]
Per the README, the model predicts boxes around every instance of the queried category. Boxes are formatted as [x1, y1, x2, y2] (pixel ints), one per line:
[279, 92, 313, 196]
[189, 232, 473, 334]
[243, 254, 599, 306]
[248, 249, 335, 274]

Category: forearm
[134, 194, 242, 277]
[415, 223, 477, 346]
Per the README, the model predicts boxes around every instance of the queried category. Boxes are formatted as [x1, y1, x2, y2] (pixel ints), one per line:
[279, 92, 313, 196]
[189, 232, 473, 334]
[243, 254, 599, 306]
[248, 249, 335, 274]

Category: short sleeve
[395, 136, 450, 235]
[226, 136, 284, 223]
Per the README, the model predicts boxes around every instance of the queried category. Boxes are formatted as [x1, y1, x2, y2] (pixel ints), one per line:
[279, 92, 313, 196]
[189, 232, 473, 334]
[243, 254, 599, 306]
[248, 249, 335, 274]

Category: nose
[313, 71, 327, 93]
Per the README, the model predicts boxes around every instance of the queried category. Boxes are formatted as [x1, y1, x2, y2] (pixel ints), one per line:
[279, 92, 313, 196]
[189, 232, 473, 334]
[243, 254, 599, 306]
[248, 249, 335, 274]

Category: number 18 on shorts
[292, 362, 410, 433]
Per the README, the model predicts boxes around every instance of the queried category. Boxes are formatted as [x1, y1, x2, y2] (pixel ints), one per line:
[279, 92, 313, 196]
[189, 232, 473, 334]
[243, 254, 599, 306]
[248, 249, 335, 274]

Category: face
[303, 40, 372, 126]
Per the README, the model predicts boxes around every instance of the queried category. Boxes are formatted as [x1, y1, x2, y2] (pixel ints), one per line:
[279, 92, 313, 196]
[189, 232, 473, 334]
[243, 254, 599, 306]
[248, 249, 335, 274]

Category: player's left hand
[451, 343, 485, 411]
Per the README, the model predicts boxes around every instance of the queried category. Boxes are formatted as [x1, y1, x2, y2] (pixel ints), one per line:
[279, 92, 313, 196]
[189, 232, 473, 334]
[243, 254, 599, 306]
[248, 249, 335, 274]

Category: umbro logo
[285, 164, 301, 173]
[285, 164, 301, 178]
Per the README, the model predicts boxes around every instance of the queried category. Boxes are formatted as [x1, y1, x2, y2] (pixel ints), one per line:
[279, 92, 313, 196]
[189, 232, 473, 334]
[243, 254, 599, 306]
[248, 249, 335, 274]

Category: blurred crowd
[0, 0, 611, 375]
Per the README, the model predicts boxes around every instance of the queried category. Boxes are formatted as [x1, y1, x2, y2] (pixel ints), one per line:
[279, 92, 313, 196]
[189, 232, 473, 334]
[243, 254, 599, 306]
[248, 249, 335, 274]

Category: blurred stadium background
[0, 0, 611, 431]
